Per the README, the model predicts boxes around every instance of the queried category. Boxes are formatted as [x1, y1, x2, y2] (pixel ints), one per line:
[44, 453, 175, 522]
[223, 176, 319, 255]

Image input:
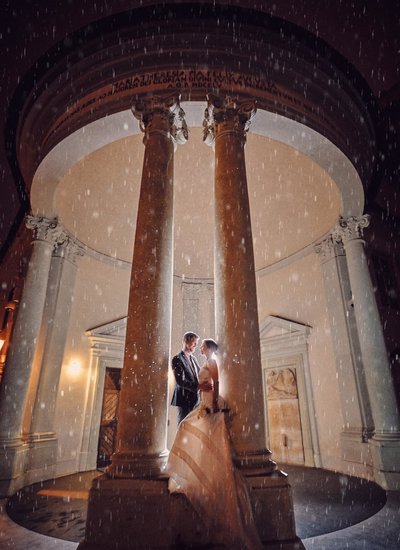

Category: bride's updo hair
[202, 338, 218, 353]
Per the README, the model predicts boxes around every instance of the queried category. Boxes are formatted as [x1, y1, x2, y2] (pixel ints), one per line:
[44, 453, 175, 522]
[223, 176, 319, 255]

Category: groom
[171, 331, 211, 425]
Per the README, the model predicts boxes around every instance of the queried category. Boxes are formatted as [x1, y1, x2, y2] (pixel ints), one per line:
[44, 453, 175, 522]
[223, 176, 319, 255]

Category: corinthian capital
[332, 215, 371, 244]
[132, 95, 188, 147]
[314, 235, 345, 263]
[203, 94, 256, 146]
[54, 235, 85, 264]
[25, 215, 63, 245]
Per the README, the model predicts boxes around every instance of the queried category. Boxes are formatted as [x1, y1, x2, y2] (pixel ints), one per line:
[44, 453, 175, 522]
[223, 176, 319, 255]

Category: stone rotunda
[0, 2, 399, 549]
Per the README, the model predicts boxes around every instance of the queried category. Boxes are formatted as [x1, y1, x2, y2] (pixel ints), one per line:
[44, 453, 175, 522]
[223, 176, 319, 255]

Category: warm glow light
[67, 360, 82, 378]
[0, 339, 4, 351]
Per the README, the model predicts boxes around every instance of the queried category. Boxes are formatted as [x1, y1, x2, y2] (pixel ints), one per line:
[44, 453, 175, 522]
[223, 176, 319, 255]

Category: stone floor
[1, 465, 399, 549]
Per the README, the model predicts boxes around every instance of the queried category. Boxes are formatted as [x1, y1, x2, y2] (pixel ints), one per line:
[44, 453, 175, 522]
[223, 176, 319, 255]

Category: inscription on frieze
[44, 69, 335, 146]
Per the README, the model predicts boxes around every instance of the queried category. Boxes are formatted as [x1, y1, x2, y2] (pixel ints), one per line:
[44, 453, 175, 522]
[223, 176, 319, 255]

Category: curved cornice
[7, 3, 377, 199]
[29, 101, 363, 276]
[32, 104, 364, 220]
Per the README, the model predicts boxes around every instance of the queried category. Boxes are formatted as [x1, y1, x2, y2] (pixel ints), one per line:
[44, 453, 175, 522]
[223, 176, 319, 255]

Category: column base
[232, 450, 302, 547]
[233, 447, 277, 476]
[340, 429, 373, 467]
[0, 438, 28, 497]
[78, 474, 209, 550]
[369, 434, 400, 490]
[24, 433, 58, 487]
[79, 468, 302, 549]
[107, 449, 169, 478]
[248, 469, 301, 546]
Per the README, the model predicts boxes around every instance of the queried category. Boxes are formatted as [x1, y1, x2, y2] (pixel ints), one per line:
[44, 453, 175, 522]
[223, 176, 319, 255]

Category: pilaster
[333, 215, 400, 488]
[315, 233, 374, 471]
[24, 236, 84, 485]
[0, 215, 61, 496]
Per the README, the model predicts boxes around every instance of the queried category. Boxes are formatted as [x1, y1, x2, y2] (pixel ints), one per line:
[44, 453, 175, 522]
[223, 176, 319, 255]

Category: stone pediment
[86, 317, 127, 338]
[85, 317, 127, 360]
[260, 316, 311, 352]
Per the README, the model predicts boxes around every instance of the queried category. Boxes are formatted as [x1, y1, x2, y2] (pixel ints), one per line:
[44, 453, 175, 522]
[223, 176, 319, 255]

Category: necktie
[189, 355, 198, 380]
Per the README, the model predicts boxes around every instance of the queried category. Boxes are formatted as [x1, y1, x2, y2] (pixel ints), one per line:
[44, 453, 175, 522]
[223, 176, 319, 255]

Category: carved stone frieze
[203, 94, 256, 146]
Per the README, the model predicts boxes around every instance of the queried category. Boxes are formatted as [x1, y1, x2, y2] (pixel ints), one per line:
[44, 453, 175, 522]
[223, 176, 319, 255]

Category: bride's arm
[208, 360, 219, 412]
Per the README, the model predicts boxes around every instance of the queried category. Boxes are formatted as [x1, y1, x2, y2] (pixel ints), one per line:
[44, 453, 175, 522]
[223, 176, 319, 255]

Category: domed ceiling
[55, 127, 341, 278]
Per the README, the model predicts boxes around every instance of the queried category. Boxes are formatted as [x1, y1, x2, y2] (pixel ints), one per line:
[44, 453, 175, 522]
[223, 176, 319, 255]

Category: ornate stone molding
[26, 215, 85, 262]
[203, 94, 256, 146]
[25, 215, 62, 245]
[53, 236, 85, 264]
[131, 95, 188, 147]
[314, 234, 345, 263]
[332, 215, 371, 244]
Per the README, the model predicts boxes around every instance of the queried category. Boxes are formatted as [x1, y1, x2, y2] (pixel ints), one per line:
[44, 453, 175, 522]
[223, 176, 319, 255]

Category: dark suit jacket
[170, 350, 200, 410]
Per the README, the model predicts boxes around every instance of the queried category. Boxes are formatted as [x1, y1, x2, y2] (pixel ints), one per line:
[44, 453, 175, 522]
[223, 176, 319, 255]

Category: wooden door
[97, 368, 121, 467]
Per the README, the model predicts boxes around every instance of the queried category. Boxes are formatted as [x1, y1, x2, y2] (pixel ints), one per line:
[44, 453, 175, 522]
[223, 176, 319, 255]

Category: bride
[166, 338, 263, 549]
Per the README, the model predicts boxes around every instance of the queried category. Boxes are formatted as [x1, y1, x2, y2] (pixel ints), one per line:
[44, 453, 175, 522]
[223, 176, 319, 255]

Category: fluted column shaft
[109, 97, 186, 478]
[0, 216, 60, 445]
[334, 216, 400, 437]
[204, 96, 267, 460]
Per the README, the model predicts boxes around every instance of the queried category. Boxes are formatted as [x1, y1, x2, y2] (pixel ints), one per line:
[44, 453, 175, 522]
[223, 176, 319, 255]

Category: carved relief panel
[260, 315, 320, 468]
[265, 365, 305, 465]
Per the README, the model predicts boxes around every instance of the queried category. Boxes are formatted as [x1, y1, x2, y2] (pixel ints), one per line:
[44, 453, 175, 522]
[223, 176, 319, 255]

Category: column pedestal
[369, 436, 400, 490]
[25, 433, 58, 485]
[80, 476, 207, 550]
[79, 472, 302, 550]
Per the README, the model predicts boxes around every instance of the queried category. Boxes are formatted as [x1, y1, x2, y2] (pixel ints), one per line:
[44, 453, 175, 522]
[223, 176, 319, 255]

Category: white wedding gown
[166, 362, 263, 549]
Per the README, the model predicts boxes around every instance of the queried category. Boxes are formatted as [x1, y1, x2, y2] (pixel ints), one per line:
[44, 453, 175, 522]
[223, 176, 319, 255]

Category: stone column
[315, 235, 374, 467]
[0, 215, 60, 496]
[26, 236, 83, 478]
[333, 215, 400, 487]
[108, 96, 187, 478]
[201, 96, 298, 545]
[203, 95, 271, 467]
[80, 99, 215, 550]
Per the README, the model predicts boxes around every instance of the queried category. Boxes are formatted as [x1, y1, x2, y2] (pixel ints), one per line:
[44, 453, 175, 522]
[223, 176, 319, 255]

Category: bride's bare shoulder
[207, 358, 218, 370]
